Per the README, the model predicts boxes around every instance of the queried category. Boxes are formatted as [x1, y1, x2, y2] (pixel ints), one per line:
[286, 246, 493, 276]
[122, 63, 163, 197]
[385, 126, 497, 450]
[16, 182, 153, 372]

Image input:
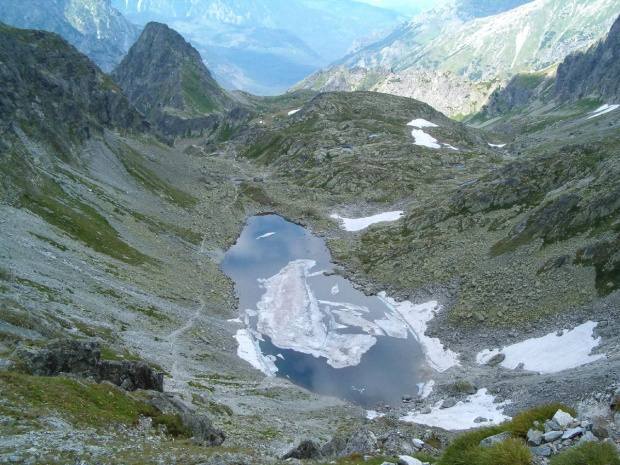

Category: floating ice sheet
[476, 321, 605, 373]
[256, 232, 275, 240]
[401, 389, 511, 430]
[234, 328, 277, 376]
[256, 259, 376, 368]
[330, 211, 404, 232]
[378, 293, 460, 372]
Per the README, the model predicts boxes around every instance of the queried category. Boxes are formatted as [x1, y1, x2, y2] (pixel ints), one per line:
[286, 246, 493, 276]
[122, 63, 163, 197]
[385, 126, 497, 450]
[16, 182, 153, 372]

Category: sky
[353, 0, 453, 16]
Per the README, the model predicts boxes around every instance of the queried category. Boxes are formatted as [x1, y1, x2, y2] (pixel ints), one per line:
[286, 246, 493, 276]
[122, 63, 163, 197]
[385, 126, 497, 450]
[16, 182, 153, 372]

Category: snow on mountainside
[292, 0, 618, 117]
[111, 0, 404, 94]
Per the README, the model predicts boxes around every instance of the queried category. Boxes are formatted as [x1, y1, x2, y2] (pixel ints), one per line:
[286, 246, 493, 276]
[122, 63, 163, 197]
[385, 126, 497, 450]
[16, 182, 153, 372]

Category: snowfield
[330, 211, 404, 231]
[401, 389, 511, 430]
[587, 104, 619, 119]
[476, 321, 605, 373]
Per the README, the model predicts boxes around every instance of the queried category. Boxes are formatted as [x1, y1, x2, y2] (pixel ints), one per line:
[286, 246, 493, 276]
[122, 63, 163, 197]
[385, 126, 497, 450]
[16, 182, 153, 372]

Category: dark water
[222, 215, 424, 406]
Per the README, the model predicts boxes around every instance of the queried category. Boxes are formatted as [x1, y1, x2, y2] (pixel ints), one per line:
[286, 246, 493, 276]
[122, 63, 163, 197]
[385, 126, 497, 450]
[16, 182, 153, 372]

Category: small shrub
[549, 441, 620, 465]
[611, 395, 620, 413]
[152, 413, 192, 438]
[478, 438, 532, 465]
[510, 404, 576, 438]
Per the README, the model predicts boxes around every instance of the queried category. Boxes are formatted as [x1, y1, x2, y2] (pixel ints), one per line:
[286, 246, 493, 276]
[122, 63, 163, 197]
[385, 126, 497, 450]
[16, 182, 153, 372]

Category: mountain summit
[111, 22, 235, 131]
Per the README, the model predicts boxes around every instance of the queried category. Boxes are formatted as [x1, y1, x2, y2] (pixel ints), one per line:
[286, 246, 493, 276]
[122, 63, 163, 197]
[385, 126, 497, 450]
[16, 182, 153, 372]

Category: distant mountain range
[292, 0, 618, 117]
[110, 0, 408, 95]
[0, 0, 138, 72]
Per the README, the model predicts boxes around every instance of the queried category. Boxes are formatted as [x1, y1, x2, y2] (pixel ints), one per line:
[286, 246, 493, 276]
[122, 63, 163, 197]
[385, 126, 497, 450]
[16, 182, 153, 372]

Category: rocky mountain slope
[0, 0, 138, 72]
[111, 21, 238, 135]
[111, 0, 403, 94]
[292, 0, 618, 117]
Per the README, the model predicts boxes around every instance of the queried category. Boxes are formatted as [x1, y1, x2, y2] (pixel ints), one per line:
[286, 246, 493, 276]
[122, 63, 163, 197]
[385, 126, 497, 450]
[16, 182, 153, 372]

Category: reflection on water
[222, 215, 424, 406]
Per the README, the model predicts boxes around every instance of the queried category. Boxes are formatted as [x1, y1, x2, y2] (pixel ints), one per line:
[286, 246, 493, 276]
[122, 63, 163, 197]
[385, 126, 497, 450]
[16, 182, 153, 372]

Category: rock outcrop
[554, 14, 620, 101]
[18, 339, 164, 392]
[111, 22, 236, 135]
[0, 21, 147, 138]
[151, 393, 226, 446]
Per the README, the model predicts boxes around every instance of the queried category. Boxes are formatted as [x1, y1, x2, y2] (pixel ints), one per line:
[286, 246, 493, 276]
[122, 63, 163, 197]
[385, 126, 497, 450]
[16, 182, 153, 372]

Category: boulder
[98, 360, 163, 392]
[397, 456, 423, 465]
[282, 440, 323, 460]
[479, 431, 510, 448]
[577, 431, 598, 444]
[151, 393, 225, 446]
[530, 444, 552, 456]
[527, 429, 543, 446]
[591, 416, 610, 439]
[552, 409, 575, 428]
[440, 398, 456, 409]
[321, 436, 346, 458]
[562, 427, 583, 440]
[343, 428, 378, 456]
[543, 431, 563, 443]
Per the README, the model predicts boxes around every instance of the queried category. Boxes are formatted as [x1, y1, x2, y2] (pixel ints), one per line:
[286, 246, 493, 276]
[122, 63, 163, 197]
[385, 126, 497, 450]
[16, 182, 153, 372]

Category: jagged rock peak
[111, 21, 234, 121]
[0, 21, 146, 137]
[554, 14, 620, 101]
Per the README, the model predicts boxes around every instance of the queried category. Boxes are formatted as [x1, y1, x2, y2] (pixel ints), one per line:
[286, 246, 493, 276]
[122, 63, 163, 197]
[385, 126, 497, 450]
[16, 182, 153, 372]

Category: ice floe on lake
[476, 321, 605, 374]
[587, 104, 619, 119]
[401, 389, 511, 430]
[234, 328, 277, 376]
[331, 284, 339, 295]
[256, 259, 377, 368]
[378, 293, 460, 372]
[330, 211, 404, 231]
[256, 232, 275, 240]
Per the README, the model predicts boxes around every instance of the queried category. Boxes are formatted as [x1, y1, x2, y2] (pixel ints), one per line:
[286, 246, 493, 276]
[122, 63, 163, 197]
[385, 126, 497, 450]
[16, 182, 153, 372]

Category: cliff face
[0, 0, 138, 72]
[554, 14, 620, 101]
[111, 22, 236, 133]
[0, 21, 146, 139]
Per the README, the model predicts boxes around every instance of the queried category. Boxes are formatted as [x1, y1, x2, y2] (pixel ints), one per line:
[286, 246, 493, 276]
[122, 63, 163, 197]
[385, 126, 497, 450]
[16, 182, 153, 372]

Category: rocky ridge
[291, 0, 618, 117]
[111, 21, 238, 136]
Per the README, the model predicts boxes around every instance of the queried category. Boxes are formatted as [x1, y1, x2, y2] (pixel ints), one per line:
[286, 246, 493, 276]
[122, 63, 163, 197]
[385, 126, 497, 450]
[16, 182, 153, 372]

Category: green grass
[438, 404, 576, 465]
[152, 413, 193, 438]
[0, 371, 156, 427]
[180, 62, 219, 115]
[20, 177, 154, 266]
[549, 442, 620, 465]
[117, 145, 197, 209]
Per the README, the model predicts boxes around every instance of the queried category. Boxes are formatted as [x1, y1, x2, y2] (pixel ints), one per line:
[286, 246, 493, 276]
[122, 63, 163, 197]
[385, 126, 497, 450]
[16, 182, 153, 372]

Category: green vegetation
[21, 177, 154, 266]
[0, 371, 156, 427]
[549, 442, 620, 465]
[117, 144, 197, 209]
[180, 62, 218, 116]
[152, 413, 193, 438]
[438, 404, 575, 465]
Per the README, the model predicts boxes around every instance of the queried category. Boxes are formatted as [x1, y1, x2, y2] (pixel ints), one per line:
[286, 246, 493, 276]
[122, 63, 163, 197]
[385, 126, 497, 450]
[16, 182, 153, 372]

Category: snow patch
[476, 321, 605, 374]
[512, 25, 531, 68]
[417, 380, 435, 399]
[256, 260, 376, 368]
[227, 318, 243, 323]
[234, 329, 277, 376]
[288, 108, 301, 115]
[378, 293, 460, 372]
[330, 211, 404, 232]
[411, 129, 442, 149]
[401, 389, 511, 430]
[488, 143, 506, 148]
[366, 410, 386, 420]
[256, 232, 275, 240]
[588, 104, 619, 119]
[407, 119, 438, 128]
[443, 143, 459, 151]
